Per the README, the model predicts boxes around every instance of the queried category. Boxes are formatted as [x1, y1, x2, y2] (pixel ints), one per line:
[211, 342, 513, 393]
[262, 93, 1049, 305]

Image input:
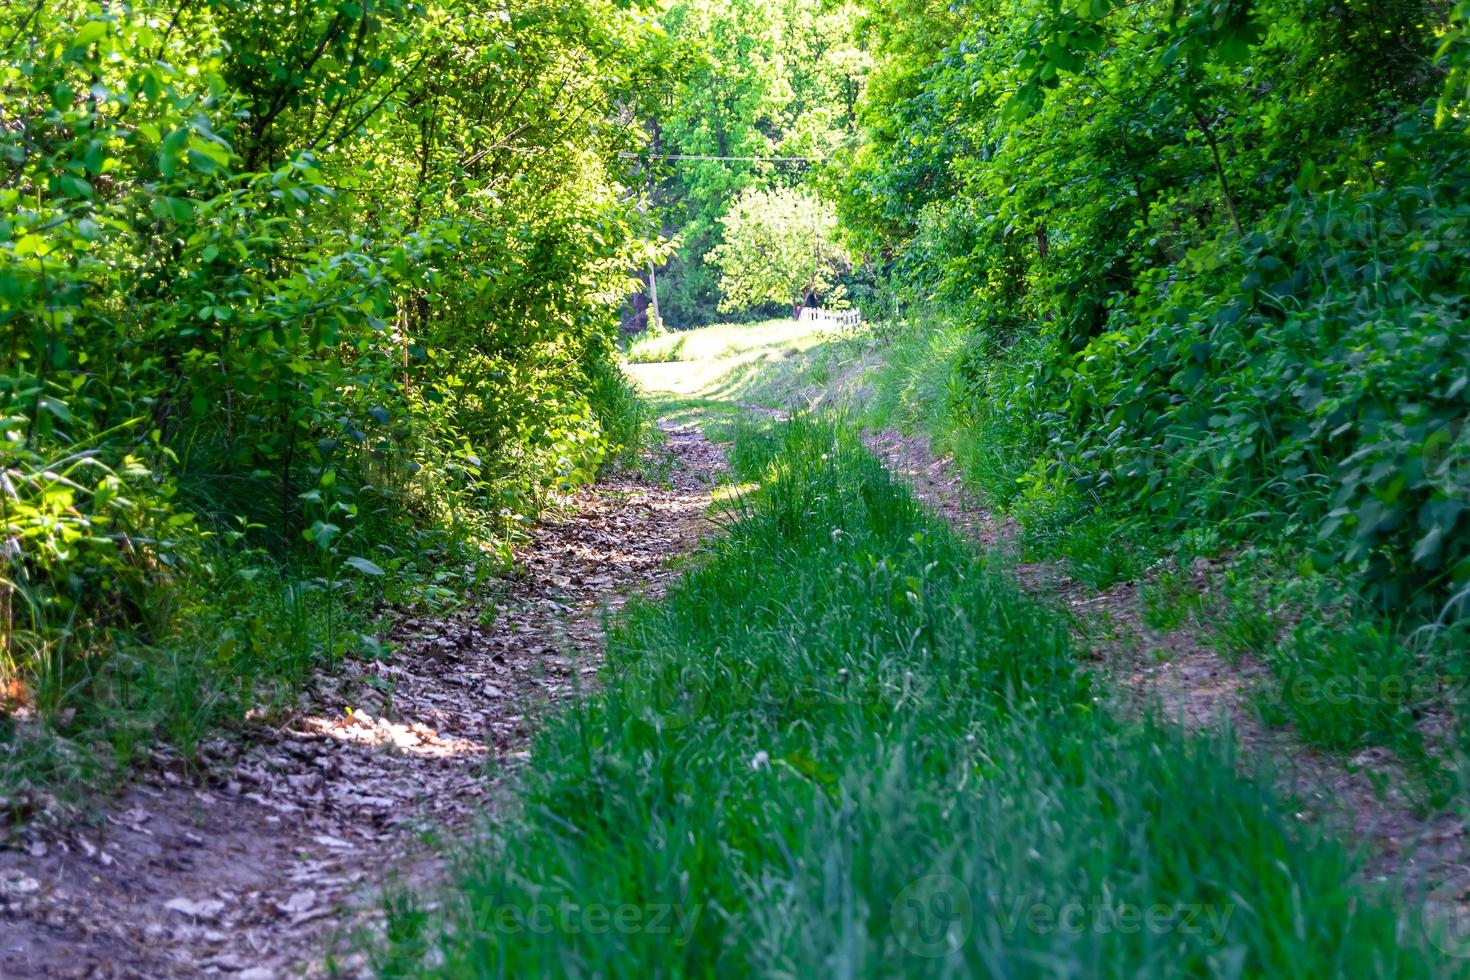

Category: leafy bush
[1068, 148, 1470, 614]
[1, 0, 664, 785]
[838, 0, 1470, 620]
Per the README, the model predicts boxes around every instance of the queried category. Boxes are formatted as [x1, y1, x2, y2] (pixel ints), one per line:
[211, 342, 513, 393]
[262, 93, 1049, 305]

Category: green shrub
[836, 0, 1470, 622]
[1068, 151, 1470, 616]
[0, 0, 665, 793]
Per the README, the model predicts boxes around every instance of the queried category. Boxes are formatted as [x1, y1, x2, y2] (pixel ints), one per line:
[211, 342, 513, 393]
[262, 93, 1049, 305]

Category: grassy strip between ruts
[374, 416, 1444, 977]
[709, 322, 1469, 794]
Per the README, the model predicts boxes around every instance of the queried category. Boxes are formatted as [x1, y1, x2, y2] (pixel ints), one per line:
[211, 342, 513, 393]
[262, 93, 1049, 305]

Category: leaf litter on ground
[0, 424, 726, 979]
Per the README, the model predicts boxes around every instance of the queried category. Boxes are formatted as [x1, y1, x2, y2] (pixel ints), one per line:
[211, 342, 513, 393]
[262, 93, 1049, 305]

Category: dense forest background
[637, 0, 869, 327]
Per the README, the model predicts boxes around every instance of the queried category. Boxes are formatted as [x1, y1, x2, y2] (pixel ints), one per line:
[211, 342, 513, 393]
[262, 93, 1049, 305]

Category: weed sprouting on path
[376, 417, 1439, 976]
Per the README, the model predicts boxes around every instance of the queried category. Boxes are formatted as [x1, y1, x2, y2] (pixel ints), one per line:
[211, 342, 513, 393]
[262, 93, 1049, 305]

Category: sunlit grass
[626, 317, 830, 364]
[624, 317, 844, 400]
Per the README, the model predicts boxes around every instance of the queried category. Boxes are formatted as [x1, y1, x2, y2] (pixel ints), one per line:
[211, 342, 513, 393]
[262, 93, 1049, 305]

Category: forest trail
[862, 428, 1469, 912]
[11, 0, 1469, 970]
[632, 315, 1467, 925]
[0, 425, 725, 979]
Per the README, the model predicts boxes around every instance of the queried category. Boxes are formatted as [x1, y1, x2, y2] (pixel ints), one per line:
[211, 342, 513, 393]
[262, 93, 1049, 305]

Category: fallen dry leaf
[277, 889, 317, 915]
[165, 896, 226, 919]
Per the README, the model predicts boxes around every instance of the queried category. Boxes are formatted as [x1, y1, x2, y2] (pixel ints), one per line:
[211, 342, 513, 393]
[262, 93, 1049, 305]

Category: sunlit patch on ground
[298, 711, 487, 760]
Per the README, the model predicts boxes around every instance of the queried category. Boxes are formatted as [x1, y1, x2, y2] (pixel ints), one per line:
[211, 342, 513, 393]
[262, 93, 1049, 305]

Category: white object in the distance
[798, 307, 862, 328]
[618, 152, 816, 164]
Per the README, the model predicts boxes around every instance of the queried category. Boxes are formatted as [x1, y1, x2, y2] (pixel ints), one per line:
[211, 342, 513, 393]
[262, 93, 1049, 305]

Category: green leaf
[36, 396, 73, 423]
[73, 21, 109, 48]
[159, 129, 188, 178]
[1412, 526, 1444, 567]
[344, 556, 385, 576]
[306, 520, 341, 549]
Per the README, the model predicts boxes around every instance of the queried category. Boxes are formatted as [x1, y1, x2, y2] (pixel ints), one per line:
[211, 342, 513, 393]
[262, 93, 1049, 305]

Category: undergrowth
[1, 0, 664, 821]
[1, 365, 656, 821]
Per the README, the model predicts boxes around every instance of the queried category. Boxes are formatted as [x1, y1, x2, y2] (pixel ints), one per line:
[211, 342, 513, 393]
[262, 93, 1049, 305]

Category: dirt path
[863, 428, 1468, 908]
[0, 424, 725, 979]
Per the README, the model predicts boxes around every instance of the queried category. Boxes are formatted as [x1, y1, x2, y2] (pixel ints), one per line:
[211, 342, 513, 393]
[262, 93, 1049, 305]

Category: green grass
[1140, 565, 1207, 633]
[624, 317, 854, 407]
[373, 417, 1438, 977]
[626, 318, 834, 367]
[717, 317, 1470, 785]
[640, 394, 753, 436]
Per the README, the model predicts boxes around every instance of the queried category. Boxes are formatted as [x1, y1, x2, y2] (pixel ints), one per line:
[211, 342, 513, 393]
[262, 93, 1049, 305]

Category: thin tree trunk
[1193, 108, 1243, 237]
[647, 262, 660, 329]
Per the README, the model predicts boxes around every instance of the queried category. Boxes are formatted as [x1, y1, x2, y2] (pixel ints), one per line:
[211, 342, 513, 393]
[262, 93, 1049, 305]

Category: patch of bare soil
[862, 430, 1010, 551]
[0, 424, 725, 979]
[863, 428, 1468, 907]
